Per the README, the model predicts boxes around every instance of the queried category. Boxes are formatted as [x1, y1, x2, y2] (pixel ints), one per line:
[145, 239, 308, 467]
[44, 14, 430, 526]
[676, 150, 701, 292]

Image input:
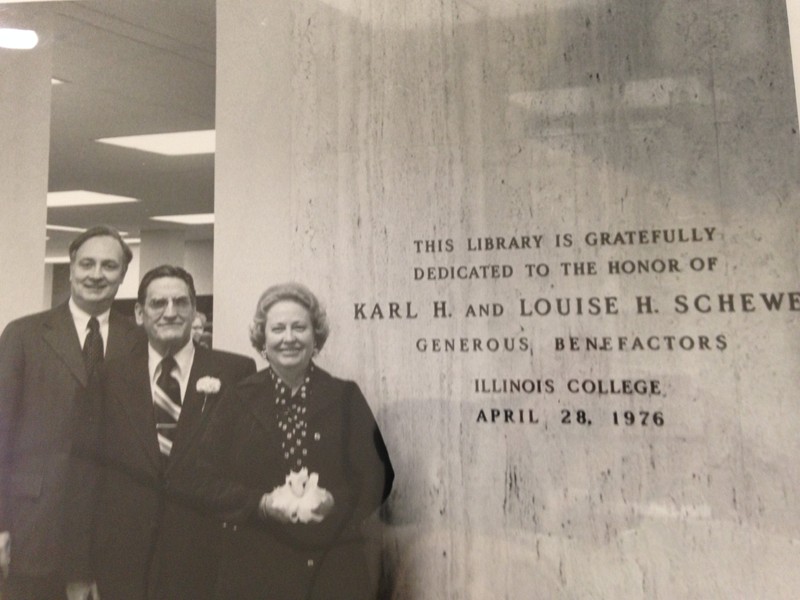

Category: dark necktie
[154, 356, 182, 457]
[82, 316, 104, 378]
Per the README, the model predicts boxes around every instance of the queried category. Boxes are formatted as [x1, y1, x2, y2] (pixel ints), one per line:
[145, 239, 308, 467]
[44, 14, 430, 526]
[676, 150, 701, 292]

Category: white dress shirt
[69, 298, 110, 354]
[147, 339, 195, 401]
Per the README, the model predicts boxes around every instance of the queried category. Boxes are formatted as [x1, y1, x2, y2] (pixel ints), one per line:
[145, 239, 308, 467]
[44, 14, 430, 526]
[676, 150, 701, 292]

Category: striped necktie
[154, 356, 181, 457]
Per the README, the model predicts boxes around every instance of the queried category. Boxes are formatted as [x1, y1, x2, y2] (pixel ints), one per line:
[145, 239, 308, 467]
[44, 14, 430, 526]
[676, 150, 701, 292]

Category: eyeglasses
[146, 296, 194, 313]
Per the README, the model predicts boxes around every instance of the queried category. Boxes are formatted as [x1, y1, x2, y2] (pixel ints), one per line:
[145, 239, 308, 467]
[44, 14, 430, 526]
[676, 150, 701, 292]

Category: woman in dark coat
[182, 282, 393, 600]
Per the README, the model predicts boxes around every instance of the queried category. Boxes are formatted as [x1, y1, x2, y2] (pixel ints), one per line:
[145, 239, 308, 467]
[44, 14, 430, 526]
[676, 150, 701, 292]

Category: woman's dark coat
[176, 366, 394, 600]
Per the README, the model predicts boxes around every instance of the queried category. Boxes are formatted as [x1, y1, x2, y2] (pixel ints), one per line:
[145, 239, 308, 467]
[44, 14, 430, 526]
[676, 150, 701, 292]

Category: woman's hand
[258, 492, 293, 523]
[66, 581, 100, 600]
[310, 490, 335, 521]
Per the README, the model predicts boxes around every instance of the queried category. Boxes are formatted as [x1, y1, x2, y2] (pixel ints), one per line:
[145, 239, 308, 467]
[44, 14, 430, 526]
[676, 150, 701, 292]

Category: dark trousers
[3, 574, 65, 600]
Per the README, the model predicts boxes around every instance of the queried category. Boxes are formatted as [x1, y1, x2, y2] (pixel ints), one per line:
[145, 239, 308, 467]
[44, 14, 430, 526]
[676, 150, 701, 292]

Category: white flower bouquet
[268, 468, 333, 524]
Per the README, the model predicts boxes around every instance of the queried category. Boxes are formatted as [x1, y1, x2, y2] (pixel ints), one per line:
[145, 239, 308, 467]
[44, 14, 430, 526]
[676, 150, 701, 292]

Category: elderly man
[0, 226, 141, 600]
[77, 265, 255, 600]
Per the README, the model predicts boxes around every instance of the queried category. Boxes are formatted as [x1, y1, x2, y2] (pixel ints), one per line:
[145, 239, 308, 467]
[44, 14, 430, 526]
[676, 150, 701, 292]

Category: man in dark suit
[82, 265, 255, 600]
[0, 226, 140, 600]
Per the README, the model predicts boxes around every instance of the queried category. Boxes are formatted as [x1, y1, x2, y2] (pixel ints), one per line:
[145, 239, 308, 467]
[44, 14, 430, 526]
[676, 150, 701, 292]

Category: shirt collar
[148, 338, 195, 384]
[268, 362, 315, 397]
[68, 297, 111, 339]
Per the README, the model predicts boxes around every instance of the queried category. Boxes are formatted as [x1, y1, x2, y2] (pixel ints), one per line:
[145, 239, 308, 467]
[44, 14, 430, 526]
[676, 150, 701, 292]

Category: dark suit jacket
[179, 366, 394, 600]
[0, 303, 140, 579]
[85, 341, 255, 600]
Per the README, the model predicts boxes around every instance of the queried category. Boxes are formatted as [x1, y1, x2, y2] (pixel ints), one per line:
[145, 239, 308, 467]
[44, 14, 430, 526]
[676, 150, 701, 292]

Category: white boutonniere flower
[197, 376, 221, 412]
[196, 376, 221, 394]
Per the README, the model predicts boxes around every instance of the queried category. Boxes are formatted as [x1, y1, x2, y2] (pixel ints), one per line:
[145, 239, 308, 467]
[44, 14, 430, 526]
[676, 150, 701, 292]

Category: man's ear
[134, 303, 144, 326]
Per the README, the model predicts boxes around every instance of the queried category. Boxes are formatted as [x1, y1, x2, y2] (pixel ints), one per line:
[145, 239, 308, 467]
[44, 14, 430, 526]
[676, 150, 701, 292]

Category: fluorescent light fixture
[47, 190, 139, 207]
[46, 224, 86, 233]
[0, 28, 38, 49]
[51, 78, 65, 85]
[45, 256, 71, 264]
[124, 238, 141, 245]
[151, 213, 214, 225]
[96, 130, 215, 156]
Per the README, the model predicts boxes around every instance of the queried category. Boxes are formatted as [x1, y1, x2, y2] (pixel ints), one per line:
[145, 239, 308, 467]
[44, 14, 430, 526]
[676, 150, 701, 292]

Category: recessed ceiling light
[0, 28, 38, 50]
[150, 213, 215, 225]
[95, 130, 215, 156]
[46, 224, 86, 233]
[47, 191, 139, 207]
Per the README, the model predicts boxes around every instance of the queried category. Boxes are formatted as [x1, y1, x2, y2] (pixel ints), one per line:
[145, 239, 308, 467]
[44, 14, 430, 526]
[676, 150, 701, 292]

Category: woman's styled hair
[249, 282, 330, 353]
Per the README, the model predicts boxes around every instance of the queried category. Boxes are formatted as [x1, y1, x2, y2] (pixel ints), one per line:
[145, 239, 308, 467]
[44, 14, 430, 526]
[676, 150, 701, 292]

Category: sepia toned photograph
[2, 0, 800, 598]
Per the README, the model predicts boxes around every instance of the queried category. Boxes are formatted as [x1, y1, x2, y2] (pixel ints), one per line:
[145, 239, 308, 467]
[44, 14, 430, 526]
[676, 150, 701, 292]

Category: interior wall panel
[215, 1, 800, 597]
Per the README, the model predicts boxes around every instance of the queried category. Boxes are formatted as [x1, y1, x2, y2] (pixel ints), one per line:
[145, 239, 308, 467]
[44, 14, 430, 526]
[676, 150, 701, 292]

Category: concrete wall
[221, 0, 800, 596]
[0, 7, 52, 328]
